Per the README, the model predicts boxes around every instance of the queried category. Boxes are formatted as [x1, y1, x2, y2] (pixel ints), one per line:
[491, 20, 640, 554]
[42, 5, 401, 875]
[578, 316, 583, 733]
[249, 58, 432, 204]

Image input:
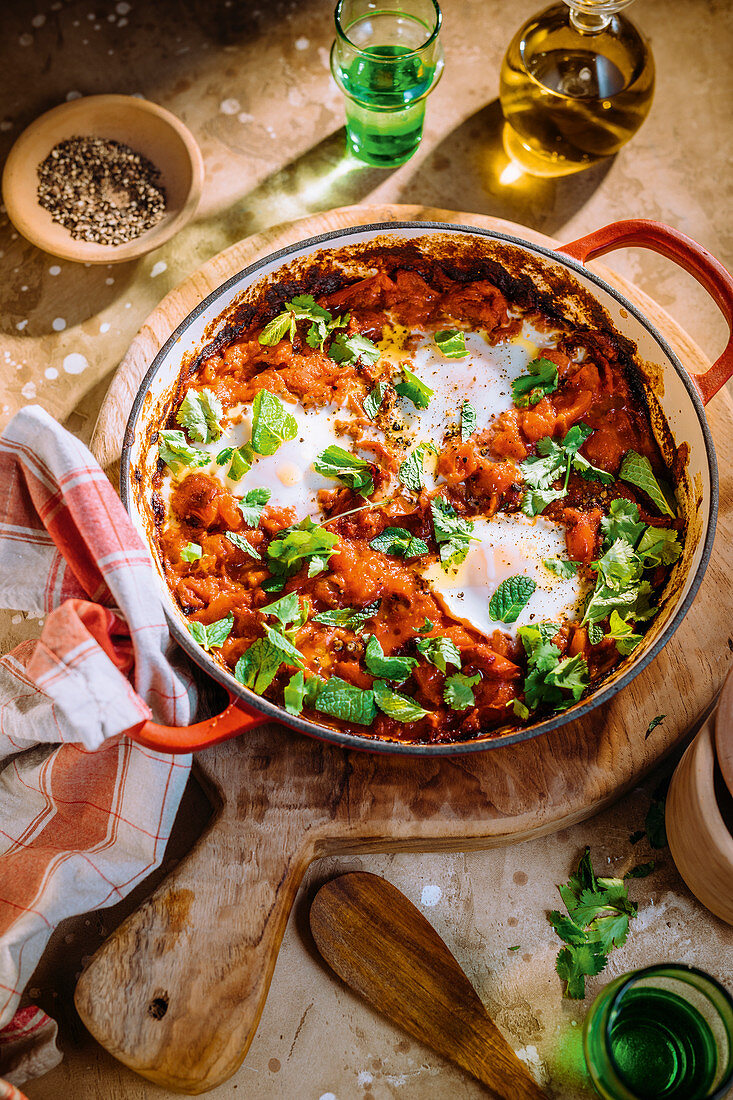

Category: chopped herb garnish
[312, 601, 380, 631]
[398, 446, 426, 492]
[619, 451, 676, 517]
[543, 558, 578, 579]
[443, 672, 481, 711]
[624, 861, 655, 880]
[234, 638, 286, 694]
[260, 592, 309, 633]
[461, 400, 477, 442]
[238, 487, 271, 527]
[645, 793, 667, 849]
[601, 498, 646, 548]
[513, 698, 530, 720]
[314, 444, 375, 498]
[259, 294, 334, 348]
[224, 530, 260, 559]
[416, 635, 461, 674]
[645, 714, 666, 739]
[363, 379, 388, 419]
[434, 329, 469, 359]
[364, 636, 417, 684]
[582, 538, 656, 629]
[417, 617, 434, 634]
[430, 496, 476, 569]
[637, 526, 682, 567]
[262, 624, 305, 668]
[158, 430, 210, 474]
[227, 445, 254, 481]
[519, 624, 589, 712]
[283, 671, 324, 715]
[489, 575, 537, 624]
[329, 331, 380, 366]
[180, 541, 202, 562]
[369, 527, 429, 559]
[187, 613, 234, 652]
[314, 675, 377, 726]
[250, 390, 298, 456]
[395, 366, 433, 410]
[176, 388, 223, 444]
[519, 424, 612, 516]
[265, 517, 339, 591]
[372, 680, 429, 723]
[511, 357, 559, 408]
[606, 609, 643, 655]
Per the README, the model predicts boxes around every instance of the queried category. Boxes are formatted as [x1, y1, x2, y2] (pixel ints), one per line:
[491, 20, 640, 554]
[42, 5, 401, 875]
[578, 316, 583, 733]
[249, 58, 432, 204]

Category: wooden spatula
[310, 872, 548, 1100]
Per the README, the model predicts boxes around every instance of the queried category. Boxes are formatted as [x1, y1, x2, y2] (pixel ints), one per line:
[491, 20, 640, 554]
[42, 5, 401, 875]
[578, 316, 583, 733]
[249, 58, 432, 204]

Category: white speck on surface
[319, 1094, 338, 1100]
[150, 261, 167, 277]
[105, 276, 114, 285]
[19, 33, 33, 47]
[108, 12, 117, 21]
[31, 13, 46, 27]
[295, 36, 309, 50]
[220, 97, 240, 115]
[125, 302, 131, 308]
[87, 12, 95, 19]
[116, 1, 131, 13]
[16, 320, 28, 331]
[11, 614, 21, 625]
[420, 884, 442, 907]
[118, 17, 128, 27]
[357, 1071, 373, 1086]
[0, 121, 12, 132]
[21, 382, 37, 399]
[52, 317, 66, 331]
[63, 353, 88, 375]
[99, 322, 111, 333]
[45, 367, 59, 380]
[237, 111, 254, 123]
[20, 286, 28, 292]
[49, 265, 61, 276]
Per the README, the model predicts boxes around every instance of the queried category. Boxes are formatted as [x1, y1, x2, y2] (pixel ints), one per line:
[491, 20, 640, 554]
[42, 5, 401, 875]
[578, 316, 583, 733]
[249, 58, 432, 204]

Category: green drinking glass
[583, 964, 733, 1100]
[330, 0, 444, 167]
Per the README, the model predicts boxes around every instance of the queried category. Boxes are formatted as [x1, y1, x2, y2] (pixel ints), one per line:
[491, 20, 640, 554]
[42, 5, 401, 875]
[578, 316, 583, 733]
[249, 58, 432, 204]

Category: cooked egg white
[421, 514, 587, 641]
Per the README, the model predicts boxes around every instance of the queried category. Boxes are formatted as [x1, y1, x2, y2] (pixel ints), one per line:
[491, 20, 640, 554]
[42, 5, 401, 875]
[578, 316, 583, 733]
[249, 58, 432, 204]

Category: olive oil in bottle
[499, 0, 654, 176]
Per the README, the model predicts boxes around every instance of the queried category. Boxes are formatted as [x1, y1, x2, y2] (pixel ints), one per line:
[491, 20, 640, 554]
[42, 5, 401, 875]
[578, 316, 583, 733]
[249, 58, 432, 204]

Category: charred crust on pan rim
[120, 221, 718, 756]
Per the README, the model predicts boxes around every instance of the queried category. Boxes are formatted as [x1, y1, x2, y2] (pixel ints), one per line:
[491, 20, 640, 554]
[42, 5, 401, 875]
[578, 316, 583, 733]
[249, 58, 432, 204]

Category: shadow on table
[398, 99, 615, 238]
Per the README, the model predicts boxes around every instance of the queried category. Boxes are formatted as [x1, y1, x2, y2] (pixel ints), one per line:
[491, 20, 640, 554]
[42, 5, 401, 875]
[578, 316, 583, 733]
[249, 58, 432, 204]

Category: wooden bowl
[1, 94, 204, 264]
[667, 708, 733, 925]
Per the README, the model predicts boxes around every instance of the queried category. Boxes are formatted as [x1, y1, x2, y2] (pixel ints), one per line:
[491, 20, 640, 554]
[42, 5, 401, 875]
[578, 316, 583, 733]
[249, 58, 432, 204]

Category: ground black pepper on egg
[36, 135, 166, 245]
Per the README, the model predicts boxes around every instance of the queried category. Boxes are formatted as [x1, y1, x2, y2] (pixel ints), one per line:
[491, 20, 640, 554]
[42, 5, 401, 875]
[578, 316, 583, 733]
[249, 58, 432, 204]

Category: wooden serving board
[76, 206, 733, 1095]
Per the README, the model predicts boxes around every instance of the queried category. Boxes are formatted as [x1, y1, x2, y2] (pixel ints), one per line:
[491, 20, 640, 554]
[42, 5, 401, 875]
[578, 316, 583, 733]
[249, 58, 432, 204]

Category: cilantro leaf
[158, 430, 210, 474]
[519, 423, 611, 514]
[250, 390, 298, 456]
[606, 609, 643, 656]
[518, 625, 588, 712]
[637, 526, 682, 567]
[545, 653, 589, 704]
[521, 487, 567, 517]
[260, 592, 307, 631]
[443, 672, 481, 711]
[434, 329, 469, 359]
[548, 910, 588, 946]
[556, 944, 608, 999]
[624, 861, 655, 880]
[364, 635, 417, 684]
[363, 379, 388, 419]
[265, 517, 339, 589]
[398, 446, 426, 492]
[176, 388, 223, 444]
[180, 542, 202, 562]
[372, 680, 429, 722]
[234, 638, 285, 694]
[262, 624, 305, 668]
[620, 451, 676, 517]
[489, 575, 537, 624]
[511, 357, 559, 408]
[543, 558, 578, 579]
[645, 714, 666, 739]
[601, 498, 646, 548]
[224, 530, 260, 559]
[314, 444, 375, 498]
[259, 294, 333, 348]
[283, 670, 324, 715]
[238, 487, 271, 527]
[328, 332, 380, 366]
[430, 497, 475, 569]
[415, 635, 461, 674]
[395, 366, 433, 410]
[369, 527, 429, 559]
[461, 400, 477, 442]
[187, 613, 234, 652]
[312, 601, 380, 631]
[314, 676, 377, 726]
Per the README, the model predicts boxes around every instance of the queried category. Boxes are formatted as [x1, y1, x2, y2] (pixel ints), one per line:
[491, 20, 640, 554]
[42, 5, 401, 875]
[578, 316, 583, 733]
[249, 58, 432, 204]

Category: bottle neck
[569, 8, 612, 33]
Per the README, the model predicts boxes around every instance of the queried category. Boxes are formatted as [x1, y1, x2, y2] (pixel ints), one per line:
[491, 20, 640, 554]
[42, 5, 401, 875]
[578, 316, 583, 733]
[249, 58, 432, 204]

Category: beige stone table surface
[1, 0, 732, 1098]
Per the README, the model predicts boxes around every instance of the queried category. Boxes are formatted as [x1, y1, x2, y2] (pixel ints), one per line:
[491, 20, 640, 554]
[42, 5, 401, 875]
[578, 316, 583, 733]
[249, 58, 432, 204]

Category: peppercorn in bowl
[1, 94, 204, 264]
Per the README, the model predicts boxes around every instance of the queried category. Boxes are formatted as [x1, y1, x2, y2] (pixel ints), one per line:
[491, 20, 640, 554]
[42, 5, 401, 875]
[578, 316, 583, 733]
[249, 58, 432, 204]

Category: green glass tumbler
[330, 0, 444, 167]
[583, 964, 733, 1100]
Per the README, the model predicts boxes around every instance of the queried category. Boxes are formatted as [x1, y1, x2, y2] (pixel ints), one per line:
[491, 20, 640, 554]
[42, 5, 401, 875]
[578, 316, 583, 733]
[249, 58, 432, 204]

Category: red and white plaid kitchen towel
[0, 406, 197, 1089]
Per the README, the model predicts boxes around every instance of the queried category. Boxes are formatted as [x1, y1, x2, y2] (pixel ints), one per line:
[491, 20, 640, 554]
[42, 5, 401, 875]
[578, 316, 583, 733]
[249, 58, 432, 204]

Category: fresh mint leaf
[395, 366, 433, 410]
[363, 379, 388, 419]
[266, 517, 339, 588]
[314, 444, 375, 498]
[314, 676, 377, 726]
[263, 624, 305, 668]
[434, 329, 469, 359]
[284, 670, 306, 715]
[637, 526, 682, 567]
[511, 357, 559, 408]
[398, 446, 426, 492]
[225, 530, 260, 559]
[418, 618, 434, 634]
[489, 575, 537, 624]
[587, 620, 605, 645]
[620, 451, 676, 517]
[364, 635, 417, 684]
[187, 613, 234, 652]
[180, 542, 202, 562]
[234, 638, 284, 694]
[461, 400, 477, 442]
[430, 497, 475, 569]
[601, 498, 646, 548]
[444, 672, 481, 711]
[158, 430, 210, 473]
[607, 609, 643, 656]
[227, 445, 254, 481]
[259, 312, 293, 347]
[328, 331, 380, 366]
[415, 636, 461, 674]
[543, 558, 578, 579]
[250, 390, 298, 456]
[369, 527, 429, 559]
[645, 714, 666, 739]
[373, 680, 429, 722]
[312, 601, 380, 631]
[238, 487, 271, 527]
[176, 388, 223, 443]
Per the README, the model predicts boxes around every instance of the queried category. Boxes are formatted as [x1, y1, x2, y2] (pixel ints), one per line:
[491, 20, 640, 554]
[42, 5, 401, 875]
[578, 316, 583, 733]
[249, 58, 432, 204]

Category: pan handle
[559, 219, 733, 405]
[124, 693, 266, 753]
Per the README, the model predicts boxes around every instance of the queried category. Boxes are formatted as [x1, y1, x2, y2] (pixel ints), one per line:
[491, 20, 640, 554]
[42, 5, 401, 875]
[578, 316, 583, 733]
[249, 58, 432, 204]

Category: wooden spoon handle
[310, 873, 548, 1100]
